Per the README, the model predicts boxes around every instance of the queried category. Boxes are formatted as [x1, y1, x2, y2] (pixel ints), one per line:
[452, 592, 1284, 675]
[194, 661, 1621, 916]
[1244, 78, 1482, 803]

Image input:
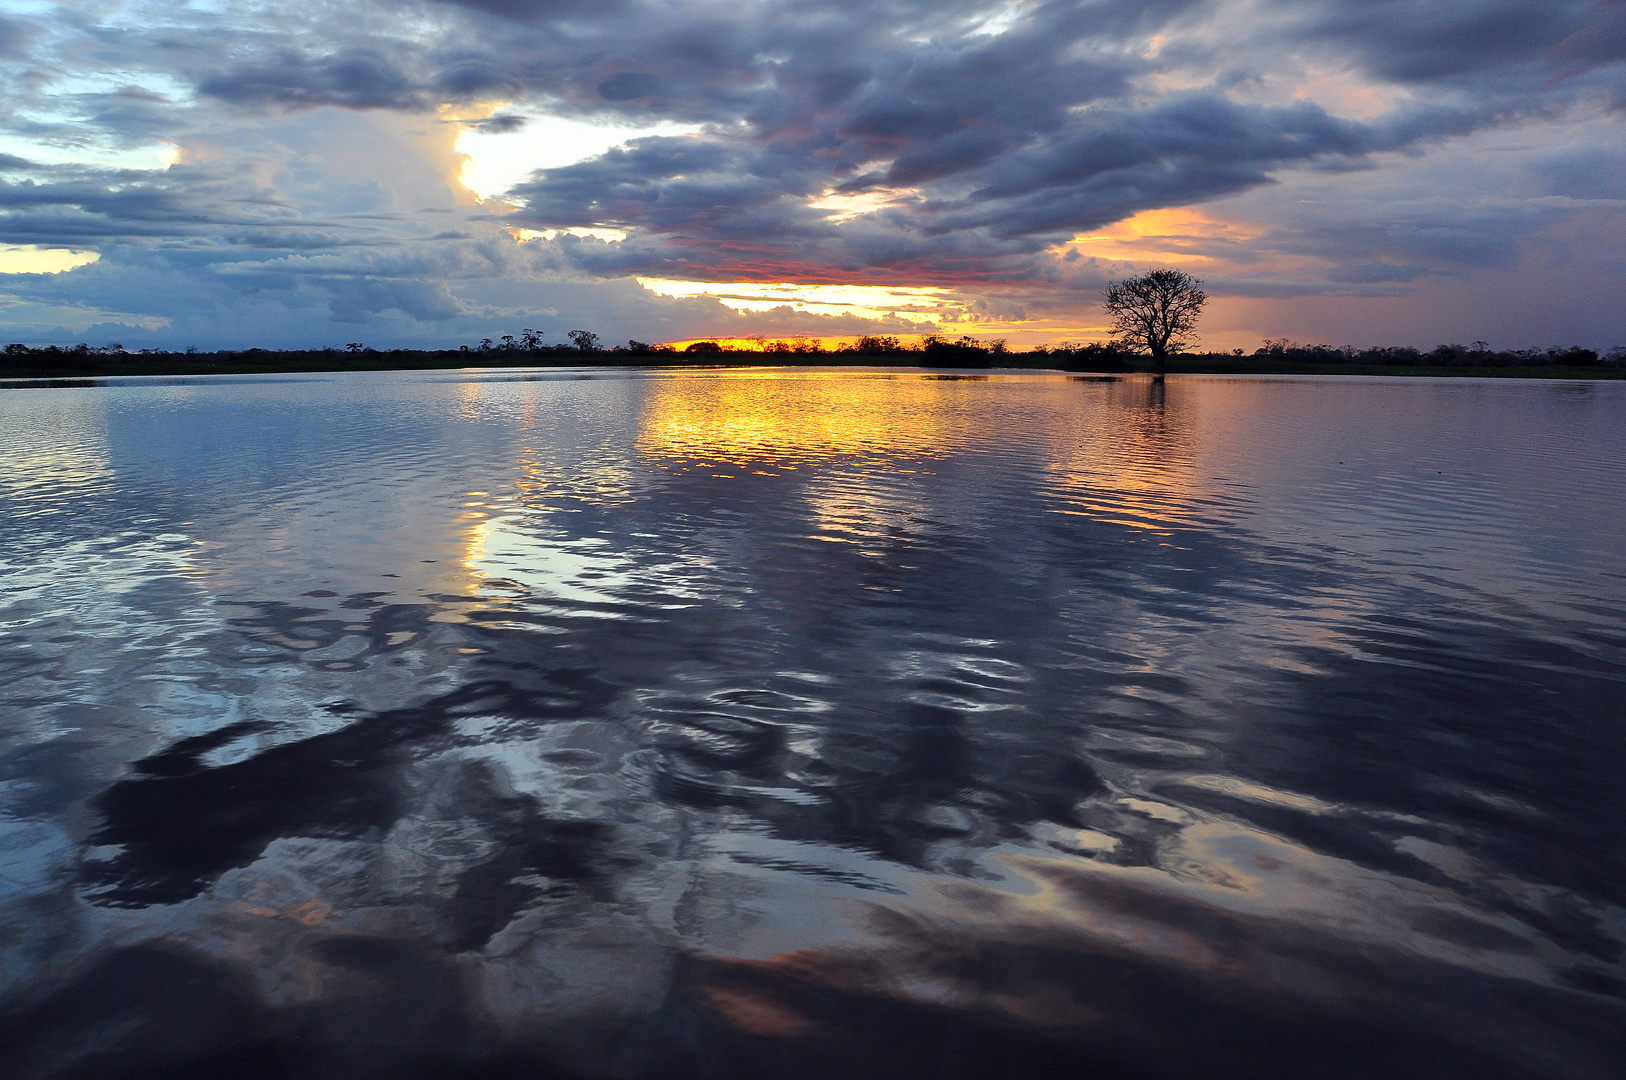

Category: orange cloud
[1065, 207, 1263, 269]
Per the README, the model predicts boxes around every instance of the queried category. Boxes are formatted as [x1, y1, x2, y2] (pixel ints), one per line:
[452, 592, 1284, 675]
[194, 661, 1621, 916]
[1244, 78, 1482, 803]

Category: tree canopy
[1102, 269, 1208, 378]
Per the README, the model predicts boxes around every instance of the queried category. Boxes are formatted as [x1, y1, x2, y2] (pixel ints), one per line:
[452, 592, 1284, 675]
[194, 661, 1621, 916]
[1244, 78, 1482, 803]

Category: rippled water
[1, 369, 1622, 1079]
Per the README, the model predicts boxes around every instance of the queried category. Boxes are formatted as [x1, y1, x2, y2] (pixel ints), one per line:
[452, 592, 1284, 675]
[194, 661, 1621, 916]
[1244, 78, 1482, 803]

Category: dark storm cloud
[1533, 142, 1626, 198]
[324, 276, 465, 322]
[28, 1, 1626, 255]
[0, 160, 467, 284]
[514, 139, 820, 232]
[597, 72, 666, 102]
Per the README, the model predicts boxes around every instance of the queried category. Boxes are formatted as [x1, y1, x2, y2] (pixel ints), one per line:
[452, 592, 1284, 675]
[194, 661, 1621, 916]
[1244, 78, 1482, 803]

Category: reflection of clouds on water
[991, 826, 1564, 983]
[460, 511, 716, 622]
[1, 371, 1623, 1077]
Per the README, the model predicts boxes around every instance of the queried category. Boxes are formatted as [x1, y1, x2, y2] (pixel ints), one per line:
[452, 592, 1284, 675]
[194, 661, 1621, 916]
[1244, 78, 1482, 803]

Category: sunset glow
[1065, 208, 1264, 269]
[0, 0, 1618, 351]
[638, 280, 957, 323]
[513, 227, 630, 244]
[0, 245, 101, 276]
[808, 187, 919, 222]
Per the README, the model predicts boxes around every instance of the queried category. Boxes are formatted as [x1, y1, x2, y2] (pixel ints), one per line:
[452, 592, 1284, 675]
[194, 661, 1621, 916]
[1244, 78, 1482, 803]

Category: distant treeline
[448, 331, 1069, 366]
[3, 334, 1623, 380]
[1238, 339, 1622, 368]
[0, 334, 1136, 374]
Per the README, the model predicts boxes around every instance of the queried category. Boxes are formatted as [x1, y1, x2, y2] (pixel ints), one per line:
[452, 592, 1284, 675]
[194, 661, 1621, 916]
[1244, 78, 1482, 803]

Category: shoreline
[2, 350, 1622, 382]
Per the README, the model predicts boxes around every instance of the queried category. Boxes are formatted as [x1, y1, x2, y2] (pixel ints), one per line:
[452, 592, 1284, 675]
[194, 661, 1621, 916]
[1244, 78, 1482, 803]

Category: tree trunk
[1149, 342, 1167, 381]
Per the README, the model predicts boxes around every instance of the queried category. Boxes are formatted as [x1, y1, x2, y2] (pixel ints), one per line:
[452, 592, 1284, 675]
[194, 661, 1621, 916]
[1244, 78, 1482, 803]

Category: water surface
[1, 369, 1622, 1078]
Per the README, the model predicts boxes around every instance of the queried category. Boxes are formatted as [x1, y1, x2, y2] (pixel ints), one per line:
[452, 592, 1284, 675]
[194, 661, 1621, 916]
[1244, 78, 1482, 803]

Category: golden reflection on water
[635, 371, 1210, 539]
[454, 380, 485, 422]
[445, 371, 1222, 617]
[514, 446, 640, 512]
[1045, 379, 1204, 533]
[633, 369, 990, 474]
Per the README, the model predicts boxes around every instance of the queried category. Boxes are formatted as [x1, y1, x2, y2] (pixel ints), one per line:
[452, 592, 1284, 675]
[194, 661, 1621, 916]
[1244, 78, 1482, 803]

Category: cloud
[469, 112, 527, 133]
[198, 48, 433, 111]
[325, 276, 465, 322]
[0, 14, 38, 59]
[1278, 0, 1625, 84]
[0, 0, 1622, 348]
[497, 91, 1385, 287]
[431, 0, 634, 20]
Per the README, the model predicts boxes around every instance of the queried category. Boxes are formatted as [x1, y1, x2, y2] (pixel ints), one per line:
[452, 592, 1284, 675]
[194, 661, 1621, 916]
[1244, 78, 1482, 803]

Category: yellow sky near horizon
[0, 245, 101, 275]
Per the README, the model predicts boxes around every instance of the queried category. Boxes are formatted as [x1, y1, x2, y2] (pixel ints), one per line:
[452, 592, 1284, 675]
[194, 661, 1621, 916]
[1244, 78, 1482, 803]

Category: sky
[0, 0, 1623, 352]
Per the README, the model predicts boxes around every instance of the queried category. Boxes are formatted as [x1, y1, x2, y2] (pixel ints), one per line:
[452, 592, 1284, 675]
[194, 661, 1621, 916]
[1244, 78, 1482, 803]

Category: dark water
[1, 369, 1622, 1079]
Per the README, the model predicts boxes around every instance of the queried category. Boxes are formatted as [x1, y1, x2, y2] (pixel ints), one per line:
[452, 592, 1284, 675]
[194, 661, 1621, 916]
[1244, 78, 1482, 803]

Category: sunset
[2, 0, 1623, 351]
[2, 5, 1625, 1080]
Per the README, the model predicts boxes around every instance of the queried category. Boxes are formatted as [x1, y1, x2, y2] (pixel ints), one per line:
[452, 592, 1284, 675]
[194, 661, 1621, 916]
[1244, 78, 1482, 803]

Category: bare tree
[1102, 268, 1207, 380]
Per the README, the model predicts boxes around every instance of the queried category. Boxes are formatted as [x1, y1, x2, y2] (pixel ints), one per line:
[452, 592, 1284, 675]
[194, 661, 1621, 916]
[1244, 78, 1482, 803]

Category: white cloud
[457, 113, 695, 202]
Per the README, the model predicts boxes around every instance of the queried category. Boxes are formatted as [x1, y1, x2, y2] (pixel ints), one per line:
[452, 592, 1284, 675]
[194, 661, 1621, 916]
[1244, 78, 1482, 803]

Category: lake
[1, 368, 1622, 1079]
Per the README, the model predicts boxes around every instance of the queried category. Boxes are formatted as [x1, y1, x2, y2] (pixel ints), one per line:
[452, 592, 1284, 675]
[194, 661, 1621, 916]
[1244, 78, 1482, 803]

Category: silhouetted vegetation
[1162, 340, 1623, 375]
[1102, 268, 1209, 380]
[1244, 339, 1614, 368]
[2, 335, 1622, 381]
